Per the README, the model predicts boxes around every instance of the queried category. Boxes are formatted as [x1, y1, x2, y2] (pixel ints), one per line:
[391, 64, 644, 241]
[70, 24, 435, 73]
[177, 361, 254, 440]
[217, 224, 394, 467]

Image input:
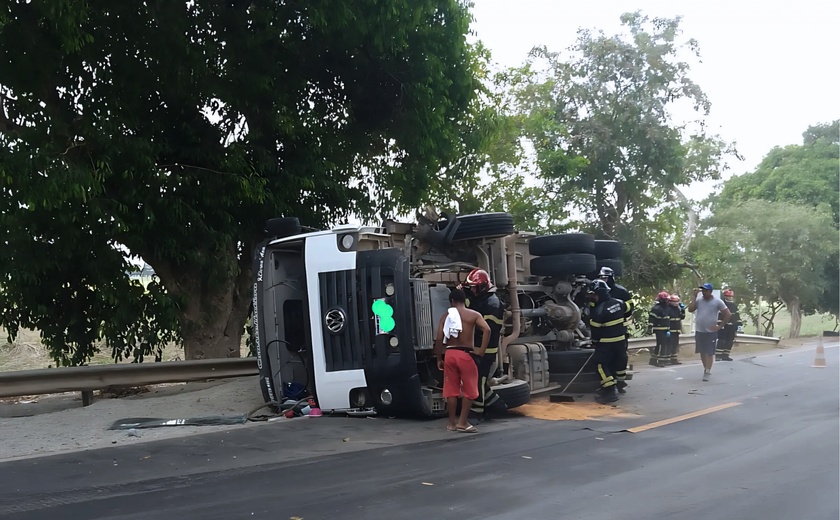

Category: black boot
[720, 354, 734, 361]
[669, 358, 683, 365]
[595, 386, 620, 404]
[616, 381, 628, 394]
[715, 355, 722, 362]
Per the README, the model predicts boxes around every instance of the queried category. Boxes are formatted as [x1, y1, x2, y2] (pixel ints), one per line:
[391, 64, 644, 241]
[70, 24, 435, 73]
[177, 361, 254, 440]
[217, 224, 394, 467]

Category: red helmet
[670, 294, 681, 303]
[463, 269, 492, 293]
[657, 291, 670, 302]
[723, 290, 734, 298]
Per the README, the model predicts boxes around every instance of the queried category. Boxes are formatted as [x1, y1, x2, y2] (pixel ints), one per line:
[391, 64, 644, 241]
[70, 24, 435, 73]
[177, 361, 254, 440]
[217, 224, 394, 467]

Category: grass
[739, 309, 836, 338]
[0, 328, 250, 373]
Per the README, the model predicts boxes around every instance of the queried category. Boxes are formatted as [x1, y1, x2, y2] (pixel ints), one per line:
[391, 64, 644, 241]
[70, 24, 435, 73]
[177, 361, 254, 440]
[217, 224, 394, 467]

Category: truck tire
[265, 217, 301, 238]
[492, 379, 531, 409]
[548, 349, 596, 373]
[441, 213, 515, 241]
[594, 240, 622, 260]
[529, 233, 595, 256]
[530, 253, 596, 277]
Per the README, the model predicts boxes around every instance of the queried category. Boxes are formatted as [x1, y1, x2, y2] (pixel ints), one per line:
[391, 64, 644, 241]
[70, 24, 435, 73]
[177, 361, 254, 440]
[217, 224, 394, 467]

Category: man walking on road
[688, 283, 731, 381]
[716, 289, 741, 362]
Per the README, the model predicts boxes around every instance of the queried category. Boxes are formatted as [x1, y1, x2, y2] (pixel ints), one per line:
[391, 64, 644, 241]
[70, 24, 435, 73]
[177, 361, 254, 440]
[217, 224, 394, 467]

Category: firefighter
[648, 292, 671, 367]
[588, 279, 631, 404]
[598, 267, 634, 389]
[461, 269, 507, 418]
[716, 289, 741, 361]
[667, 294, 686, 365]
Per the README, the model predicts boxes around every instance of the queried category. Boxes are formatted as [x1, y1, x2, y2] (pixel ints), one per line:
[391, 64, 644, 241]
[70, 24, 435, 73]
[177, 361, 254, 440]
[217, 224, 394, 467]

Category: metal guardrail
[628, 333, 781, 351]
[0, 358, 258, 404]
[0, 333, 781, 404]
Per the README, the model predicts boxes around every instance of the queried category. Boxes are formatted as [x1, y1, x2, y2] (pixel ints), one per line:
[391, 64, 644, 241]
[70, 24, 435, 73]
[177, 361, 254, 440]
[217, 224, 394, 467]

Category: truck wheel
[529, 233, 595, 256]
[441, 213, 515, 241]
[492, 379, 531, 409]
[530, 253, 596, 277]
[548, 350, 596, 373]
[594, 240, 622, 260]
[264, 217, 301, 238]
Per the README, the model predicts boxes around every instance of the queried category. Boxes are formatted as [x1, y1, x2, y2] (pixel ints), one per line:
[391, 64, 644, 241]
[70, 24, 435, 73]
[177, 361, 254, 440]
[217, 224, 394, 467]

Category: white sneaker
[702, 370, 711, 382]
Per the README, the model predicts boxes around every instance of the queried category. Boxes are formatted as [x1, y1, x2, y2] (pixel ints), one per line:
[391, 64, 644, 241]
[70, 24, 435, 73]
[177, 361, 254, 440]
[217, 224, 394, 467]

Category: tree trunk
[149, 246, 253, 360]
[671, 186, 697, 257]
[783, 296, 803, 339]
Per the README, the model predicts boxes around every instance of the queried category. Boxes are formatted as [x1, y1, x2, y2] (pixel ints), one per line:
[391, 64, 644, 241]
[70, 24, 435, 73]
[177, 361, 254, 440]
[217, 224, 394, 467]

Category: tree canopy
[718, 121, 839, 225]
[714, 120, 840, 317]
[490, 12, 737, 295]
[692, 200, 836, 337]
[0, 0, 477, 364]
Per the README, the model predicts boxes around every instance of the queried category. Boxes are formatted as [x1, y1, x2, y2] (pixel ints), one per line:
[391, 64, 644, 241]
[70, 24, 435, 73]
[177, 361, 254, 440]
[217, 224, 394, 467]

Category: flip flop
[457, 425, 478, 433]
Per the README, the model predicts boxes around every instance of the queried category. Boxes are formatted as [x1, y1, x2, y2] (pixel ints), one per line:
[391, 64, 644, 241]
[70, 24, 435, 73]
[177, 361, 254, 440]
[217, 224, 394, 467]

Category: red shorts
[443, 349, 479, 400]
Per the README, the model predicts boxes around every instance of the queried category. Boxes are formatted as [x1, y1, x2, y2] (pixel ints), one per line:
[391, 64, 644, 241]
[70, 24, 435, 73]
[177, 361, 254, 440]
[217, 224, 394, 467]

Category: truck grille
[319, 270, 363, 372]
[411, 279, 434, 350]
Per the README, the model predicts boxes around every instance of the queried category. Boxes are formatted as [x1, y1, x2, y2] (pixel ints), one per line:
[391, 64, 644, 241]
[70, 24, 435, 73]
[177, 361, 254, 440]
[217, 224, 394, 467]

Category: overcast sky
[469, 0, 839, 201]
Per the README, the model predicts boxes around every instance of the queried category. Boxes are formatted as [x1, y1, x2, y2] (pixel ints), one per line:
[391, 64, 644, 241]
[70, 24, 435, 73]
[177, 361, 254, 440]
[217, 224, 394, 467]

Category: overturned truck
[251, 211, 624, 417]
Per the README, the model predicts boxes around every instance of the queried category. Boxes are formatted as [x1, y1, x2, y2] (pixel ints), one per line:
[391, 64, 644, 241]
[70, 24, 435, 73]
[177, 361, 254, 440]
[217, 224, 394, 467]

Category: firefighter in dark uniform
[598, 267, 634, 390]
[588, 279, 631, 404]
[648, 292, 671, 367]
[667, 294, 686, 365]
[462, 269, 506, 418]
[716, 289, 741, 361]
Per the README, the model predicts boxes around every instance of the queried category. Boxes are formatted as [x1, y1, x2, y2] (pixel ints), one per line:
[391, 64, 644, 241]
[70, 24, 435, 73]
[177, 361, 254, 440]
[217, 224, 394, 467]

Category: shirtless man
[434, 288, 491, 433]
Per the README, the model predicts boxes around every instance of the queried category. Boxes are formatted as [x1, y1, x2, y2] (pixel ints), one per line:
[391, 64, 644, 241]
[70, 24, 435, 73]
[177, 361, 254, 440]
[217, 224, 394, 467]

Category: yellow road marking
[627, 402, 742, 433]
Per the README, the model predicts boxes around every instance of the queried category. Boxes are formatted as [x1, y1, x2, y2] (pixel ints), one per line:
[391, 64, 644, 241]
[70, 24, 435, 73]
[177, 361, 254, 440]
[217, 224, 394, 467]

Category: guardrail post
[81, 390, 93, 407]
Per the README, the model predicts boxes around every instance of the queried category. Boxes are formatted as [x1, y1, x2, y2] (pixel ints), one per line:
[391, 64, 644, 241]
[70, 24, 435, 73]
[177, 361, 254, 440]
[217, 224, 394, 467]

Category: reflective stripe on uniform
[652, 326, 669, 331]
[484, 314, 504, 325]
[597, 364, 615, 387]
[591, 318, 625, 328]
[599, 336, 626, 343]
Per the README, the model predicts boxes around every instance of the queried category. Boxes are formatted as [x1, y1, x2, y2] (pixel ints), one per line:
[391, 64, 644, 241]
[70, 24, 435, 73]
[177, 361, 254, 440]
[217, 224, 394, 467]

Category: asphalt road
[1, 342, 837, 520]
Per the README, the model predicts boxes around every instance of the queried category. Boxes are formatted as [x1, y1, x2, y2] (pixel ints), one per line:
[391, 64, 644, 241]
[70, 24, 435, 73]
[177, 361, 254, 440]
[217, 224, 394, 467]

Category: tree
[408, 44, 560, 234]
[500, 12, 738, 294]
[716, 121, 840, 316]
[0, 0, 477, 364]
[700, 200, 836, 338]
